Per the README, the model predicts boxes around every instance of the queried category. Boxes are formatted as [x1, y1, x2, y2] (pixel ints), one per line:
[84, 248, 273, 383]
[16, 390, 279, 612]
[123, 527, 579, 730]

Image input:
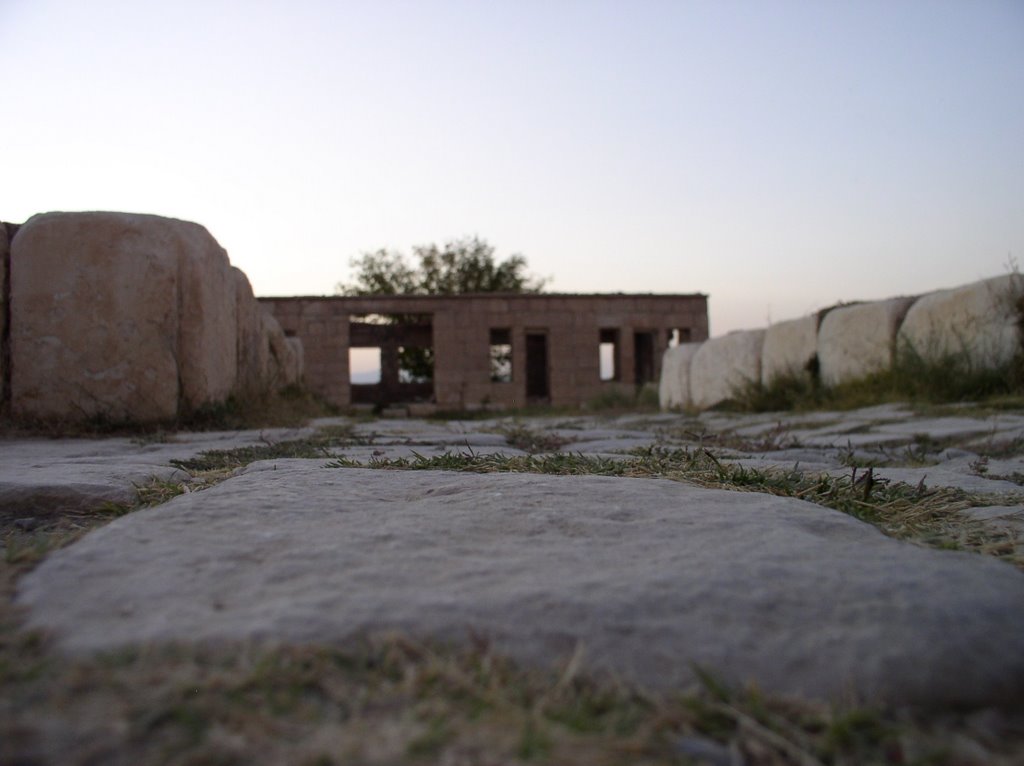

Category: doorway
[634, 331, 656, 386]
[525, 332, 550, 401]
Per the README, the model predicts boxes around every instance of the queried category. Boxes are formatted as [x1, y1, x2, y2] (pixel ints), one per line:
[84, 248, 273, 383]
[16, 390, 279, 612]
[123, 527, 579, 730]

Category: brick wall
[260, 293, 708, 409]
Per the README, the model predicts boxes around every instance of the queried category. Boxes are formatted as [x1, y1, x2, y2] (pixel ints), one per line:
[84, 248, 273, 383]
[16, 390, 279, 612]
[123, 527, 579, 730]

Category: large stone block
[176, 222, 237, 408]
[898, 274, 1023, 368]
[818, 298, 915, 386]
[233, 267, 267, 394]
[761, 314, 818, 385]
[260, 311, 300, 389]
[11, 213, 181, 421]
[690, 330, 765, 409]
[658, 342, 702, 410]
[10, 212, 237, 422]
[20, 466, 1024, 706]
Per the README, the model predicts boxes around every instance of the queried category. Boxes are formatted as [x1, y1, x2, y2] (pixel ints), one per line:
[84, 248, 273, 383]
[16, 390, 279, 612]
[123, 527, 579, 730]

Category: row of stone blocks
[660, 274, 1024, 410]
[0, 212, 303, 423]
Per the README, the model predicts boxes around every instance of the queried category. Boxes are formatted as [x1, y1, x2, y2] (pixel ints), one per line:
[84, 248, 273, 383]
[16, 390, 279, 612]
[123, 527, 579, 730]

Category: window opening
[634, 331, 656, 385]
[399, 345, 434, 384]
[489, 328, 512, 382]
[525, 332, 550, 400]
[349, 347, 381, 384]
[349, 313, 434, 404]
[599, 328, 619, 381]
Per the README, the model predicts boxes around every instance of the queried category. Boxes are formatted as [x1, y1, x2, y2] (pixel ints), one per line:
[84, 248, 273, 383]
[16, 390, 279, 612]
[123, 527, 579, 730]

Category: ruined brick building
[260, 293, 708, 410]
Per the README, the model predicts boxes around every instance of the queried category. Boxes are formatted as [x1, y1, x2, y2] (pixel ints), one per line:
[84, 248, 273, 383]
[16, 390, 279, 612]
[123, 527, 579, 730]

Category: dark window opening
[634, 331, 656, 385]
[525, 332, 549, 400]
[599, 328, 619, 381]
[399, 345, 434, 384]
[489, 328, 512, 383]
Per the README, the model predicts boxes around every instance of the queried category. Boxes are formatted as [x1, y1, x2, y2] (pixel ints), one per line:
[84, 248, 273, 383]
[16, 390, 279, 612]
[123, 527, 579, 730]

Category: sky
[2, 0, 1022, 336]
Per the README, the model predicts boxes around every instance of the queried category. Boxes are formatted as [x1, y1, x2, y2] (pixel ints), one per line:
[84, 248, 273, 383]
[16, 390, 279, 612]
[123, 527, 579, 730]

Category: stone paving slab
[0, 427, 316, 517]
[18, 462, 1024, 708]
[6, 404, 1024, 518]
[0, 461, 190, 515]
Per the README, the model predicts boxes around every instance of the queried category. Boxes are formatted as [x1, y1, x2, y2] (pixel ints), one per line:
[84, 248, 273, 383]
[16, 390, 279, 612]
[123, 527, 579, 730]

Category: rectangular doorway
[525, 332, 549, 401]
[634, 331, 656, 385]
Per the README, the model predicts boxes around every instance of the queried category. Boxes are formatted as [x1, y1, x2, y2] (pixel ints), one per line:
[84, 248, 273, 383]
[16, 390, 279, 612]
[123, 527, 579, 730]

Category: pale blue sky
[2, 0, 1022, 334]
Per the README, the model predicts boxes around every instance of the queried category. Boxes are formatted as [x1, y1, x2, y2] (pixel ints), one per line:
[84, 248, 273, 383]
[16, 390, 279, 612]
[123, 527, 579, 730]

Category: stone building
[261, 293, 708, 410]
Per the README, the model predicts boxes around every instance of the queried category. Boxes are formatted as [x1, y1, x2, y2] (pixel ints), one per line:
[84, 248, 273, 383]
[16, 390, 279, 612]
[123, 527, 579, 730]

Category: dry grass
[4, 614, 1023, 766]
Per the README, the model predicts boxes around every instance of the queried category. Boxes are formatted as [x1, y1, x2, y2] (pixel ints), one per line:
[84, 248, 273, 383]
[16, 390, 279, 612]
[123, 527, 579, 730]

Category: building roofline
[258, 292, 708, 301]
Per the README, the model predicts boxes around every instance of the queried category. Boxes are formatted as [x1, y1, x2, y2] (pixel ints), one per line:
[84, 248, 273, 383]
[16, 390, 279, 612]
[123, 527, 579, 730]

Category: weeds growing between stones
[171, 425, 374, 472]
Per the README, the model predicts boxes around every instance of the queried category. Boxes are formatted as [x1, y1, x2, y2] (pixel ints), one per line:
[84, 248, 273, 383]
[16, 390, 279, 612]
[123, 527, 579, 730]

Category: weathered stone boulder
[9, 212, 237, 422]
[818, 297, 916, 386]
[659, 342, 702, 410]
[898, 274, 1023, 368]
[761, 314, 818, 385]
[690, 330, 765, 409]
[176, 221, 237, 408]
[261, 311, 302, 388]
[233, 267, 269, 394]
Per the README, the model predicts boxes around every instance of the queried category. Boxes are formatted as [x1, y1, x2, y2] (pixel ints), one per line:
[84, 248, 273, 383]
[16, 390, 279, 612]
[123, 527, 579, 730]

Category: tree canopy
[336, 236, 546, 296]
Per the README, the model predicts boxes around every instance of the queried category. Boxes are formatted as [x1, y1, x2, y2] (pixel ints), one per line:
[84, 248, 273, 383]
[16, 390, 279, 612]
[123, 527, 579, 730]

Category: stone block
[260, 311, 301, 389]
[690, 330, 765, 409]
[21, 466, 1024, 706]
[898, 274, 1023, 368]
[10, 212, 181, 422]
[10, 212, 239, 422]
[658, 342, 702, 410]
[176, 221, 237, 408]
[233, 267, 266, 394]
[761, 315, 819, 385]
[818, 298, 915, 386]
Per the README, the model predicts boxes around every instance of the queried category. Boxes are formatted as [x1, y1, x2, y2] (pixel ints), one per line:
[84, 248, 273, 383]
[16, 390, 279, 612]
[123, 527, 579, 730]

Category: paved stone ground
[5, 402, 1024, 707]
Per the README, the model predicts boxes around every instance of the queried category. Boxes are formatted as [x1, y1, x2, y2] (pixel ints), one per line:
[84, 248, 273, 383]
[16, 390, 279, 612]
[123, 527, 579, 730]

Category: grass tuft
[172, 425, 374, 472]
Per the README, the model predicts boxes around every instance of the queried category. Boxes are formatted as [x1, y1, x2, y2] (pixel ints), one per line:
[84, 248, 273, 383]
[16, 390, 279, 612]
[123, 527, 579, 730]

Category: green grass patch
[730, 341, 1024, 414]
[584, 384, 661, 413]
[171, 425, 374, 472]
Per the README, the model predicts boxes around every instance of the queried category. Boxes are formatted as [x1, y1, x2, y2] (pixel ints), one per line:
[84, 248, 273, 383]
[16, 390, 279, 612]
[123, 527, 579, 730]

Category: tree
[336, 236, 546, 296]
